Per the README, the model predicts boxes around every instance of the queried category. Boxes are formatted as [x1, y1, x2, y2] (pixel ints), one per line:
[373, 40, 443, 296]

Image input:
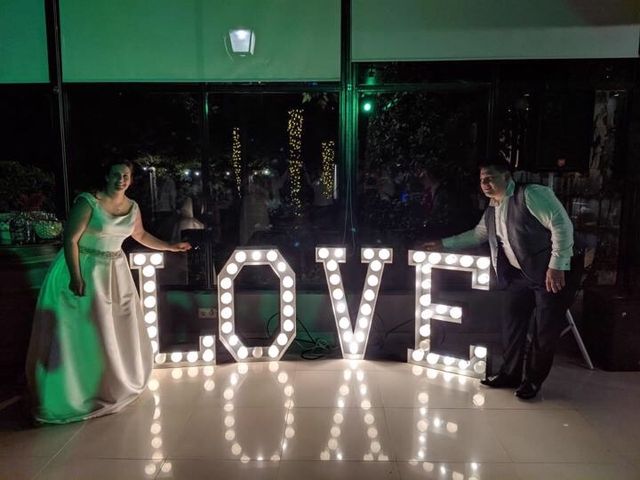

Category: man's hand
[168, 242, 192, 252]
[545, 268, 565, 293]
[418, 240, 443, 251]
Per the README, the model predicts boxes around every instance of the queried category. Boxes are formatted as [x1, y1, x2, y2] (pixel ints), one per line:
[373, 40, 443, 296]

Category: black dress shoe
[480, 373, 520, 388]
[515, 380, 540, 400]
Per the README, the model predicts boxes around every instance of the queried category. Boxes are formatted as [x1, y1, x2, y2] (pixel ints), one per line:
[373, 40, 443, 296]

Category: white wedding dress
[26, 192, 152, 423]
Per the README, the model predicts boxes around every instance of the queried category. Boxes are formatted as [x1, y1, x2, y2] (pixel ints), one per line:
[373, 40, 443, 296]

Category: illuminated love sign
[316, 246, 392, 359]
[217, 248, 297, 362]
[130, 252, 216, 368]
[130, 247, 492, 377]
[407, 251, 491, 379]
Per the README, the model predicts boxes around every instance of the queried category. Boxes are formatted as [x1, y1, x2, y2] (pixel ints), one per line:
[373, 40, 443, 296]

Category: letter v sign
[316, 247, 392, 359]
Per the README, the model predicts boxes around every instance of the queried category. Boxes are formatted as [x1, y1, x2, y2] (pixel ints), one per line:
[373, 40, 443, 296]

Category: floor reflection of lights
[143, 365, 216, 477]
[222, 361, 295, 462]
[409, 364, 486, 480]
[320, 361, 389, 462]
[405, 460, 487, 480]
[140, 360, 488, 476]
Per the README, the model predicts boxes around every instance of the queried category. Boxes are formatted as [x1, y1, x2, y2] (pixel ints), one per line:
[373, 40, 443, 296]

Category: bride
[26, 160, 190, 424]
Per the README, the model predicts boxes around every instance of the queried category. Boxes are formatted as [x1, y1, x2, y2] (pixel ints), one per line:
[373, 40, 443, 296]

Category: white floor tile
[172, 406, 289, 460]
[0, 421, 83, 458]
[35, 458, 161, 480]
[156, 459, 280, 480]
[578, 408, 640, 455]
[385, 408, 510, 463]
[486, 409, 617, 463]
[54, 405, 193, 460]
[277, 460, 400, 480]
[281, 407, 394, 461]
[1, 359, 638, 480]
[291, 369, 383, 408]
[0, 456, 49, 480]
[397, 461, 518, 480]
[514, 462, 640, 480]
[197, 362, 297, 408]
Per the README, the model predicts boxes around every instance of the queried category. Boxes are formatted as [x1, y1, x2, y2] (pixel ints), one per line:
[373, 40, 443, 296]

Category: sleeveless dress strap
[74, 192, 98, 208]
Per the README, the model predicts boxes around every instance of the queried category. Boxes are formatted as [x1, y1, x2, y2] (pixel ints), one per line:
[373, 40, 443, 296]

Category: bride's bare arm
[64, 198, 92, 296]
[131, 210, 191, 252]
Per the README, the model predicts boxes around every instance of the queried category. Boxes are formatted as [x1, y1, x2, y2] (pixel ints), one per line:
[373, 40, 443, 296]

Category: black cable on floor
[264, 311, 337, 360]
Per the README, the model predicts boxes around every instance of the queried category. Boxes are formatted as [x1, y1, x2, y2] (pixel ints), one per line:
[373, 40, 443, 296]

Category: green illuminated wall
[60, 0, 341, 82]
[352, 0, 640, 61]
[0, 0, 49, 83]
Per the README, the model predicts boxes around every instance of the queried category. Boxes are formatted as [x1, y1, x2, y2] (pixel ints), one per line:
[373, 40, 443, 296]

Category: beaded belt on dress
[79, 246, 123, 259]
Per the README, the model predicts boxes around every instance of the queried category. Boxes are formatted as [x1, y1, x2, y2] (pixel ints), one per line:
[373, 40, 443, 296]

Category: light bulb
[412, 349, 425, 362]
[221, 321, 233, 334]
[268, 345, 279, 358]
[476, 257, 491, 269]
[339, 317, 351, 330]
[221, 292, 233, 304]
[445, 254, 458, 265]
[142, 265, 155, 277]
[427, 252, 441, 264]
[282, 290, 294, 303]
[474, 346, 487, 359]
[460, 255, 474, 267]
[413, 251, 426, 263]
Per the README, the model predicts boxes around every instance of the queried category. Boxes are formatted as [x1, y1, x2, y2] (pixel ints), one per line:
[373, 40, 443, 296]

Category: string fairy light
[320, 140, 335, 199]
[287, 109, 304, 216]
[232, 127, 242, 196]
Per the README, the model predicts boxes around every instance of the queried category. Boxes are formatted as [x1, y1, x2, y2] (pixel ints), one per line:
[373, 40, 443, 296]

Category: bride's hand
[69, 277, 85, 296]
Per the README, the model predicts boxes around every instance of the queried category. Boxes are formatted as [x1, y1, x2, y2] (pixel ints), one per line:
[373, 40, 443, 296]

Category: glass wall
[65, 88, 203, 287]
[64, 88, 340, 289]
[0, 87, 60, 236]
[4, 54, 636, 294]
[207, 92, 340, 289]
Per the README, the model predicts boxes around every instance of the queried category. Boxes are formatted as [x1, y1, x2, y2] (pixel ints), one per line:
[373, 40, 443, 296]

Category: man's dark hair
[478, 158, 513, 174]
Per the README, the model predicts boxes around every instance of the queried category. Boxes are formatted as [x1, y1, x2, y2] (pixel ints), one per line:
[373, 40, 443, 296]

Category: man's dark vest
[484, 183, 552, 286]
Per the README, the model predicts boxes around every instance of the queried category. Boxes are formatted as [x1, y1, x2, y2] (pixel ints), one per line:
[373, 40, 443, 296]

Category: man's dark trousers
[499, 263, 580, 386]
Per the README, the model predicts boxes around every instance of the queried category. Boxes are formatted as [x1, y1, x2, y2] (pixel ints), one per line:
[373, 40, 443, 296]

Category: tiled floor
[1, 358, 640, 480]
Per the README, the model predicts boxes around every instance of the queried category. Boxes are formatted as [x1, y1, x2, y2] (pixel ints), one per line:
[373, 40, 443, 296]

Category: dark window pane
[357, 89, 488, 289]
[66, 88, 202, 286]
[207, 92, 340, 289]
[0, 87, 61, 244]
